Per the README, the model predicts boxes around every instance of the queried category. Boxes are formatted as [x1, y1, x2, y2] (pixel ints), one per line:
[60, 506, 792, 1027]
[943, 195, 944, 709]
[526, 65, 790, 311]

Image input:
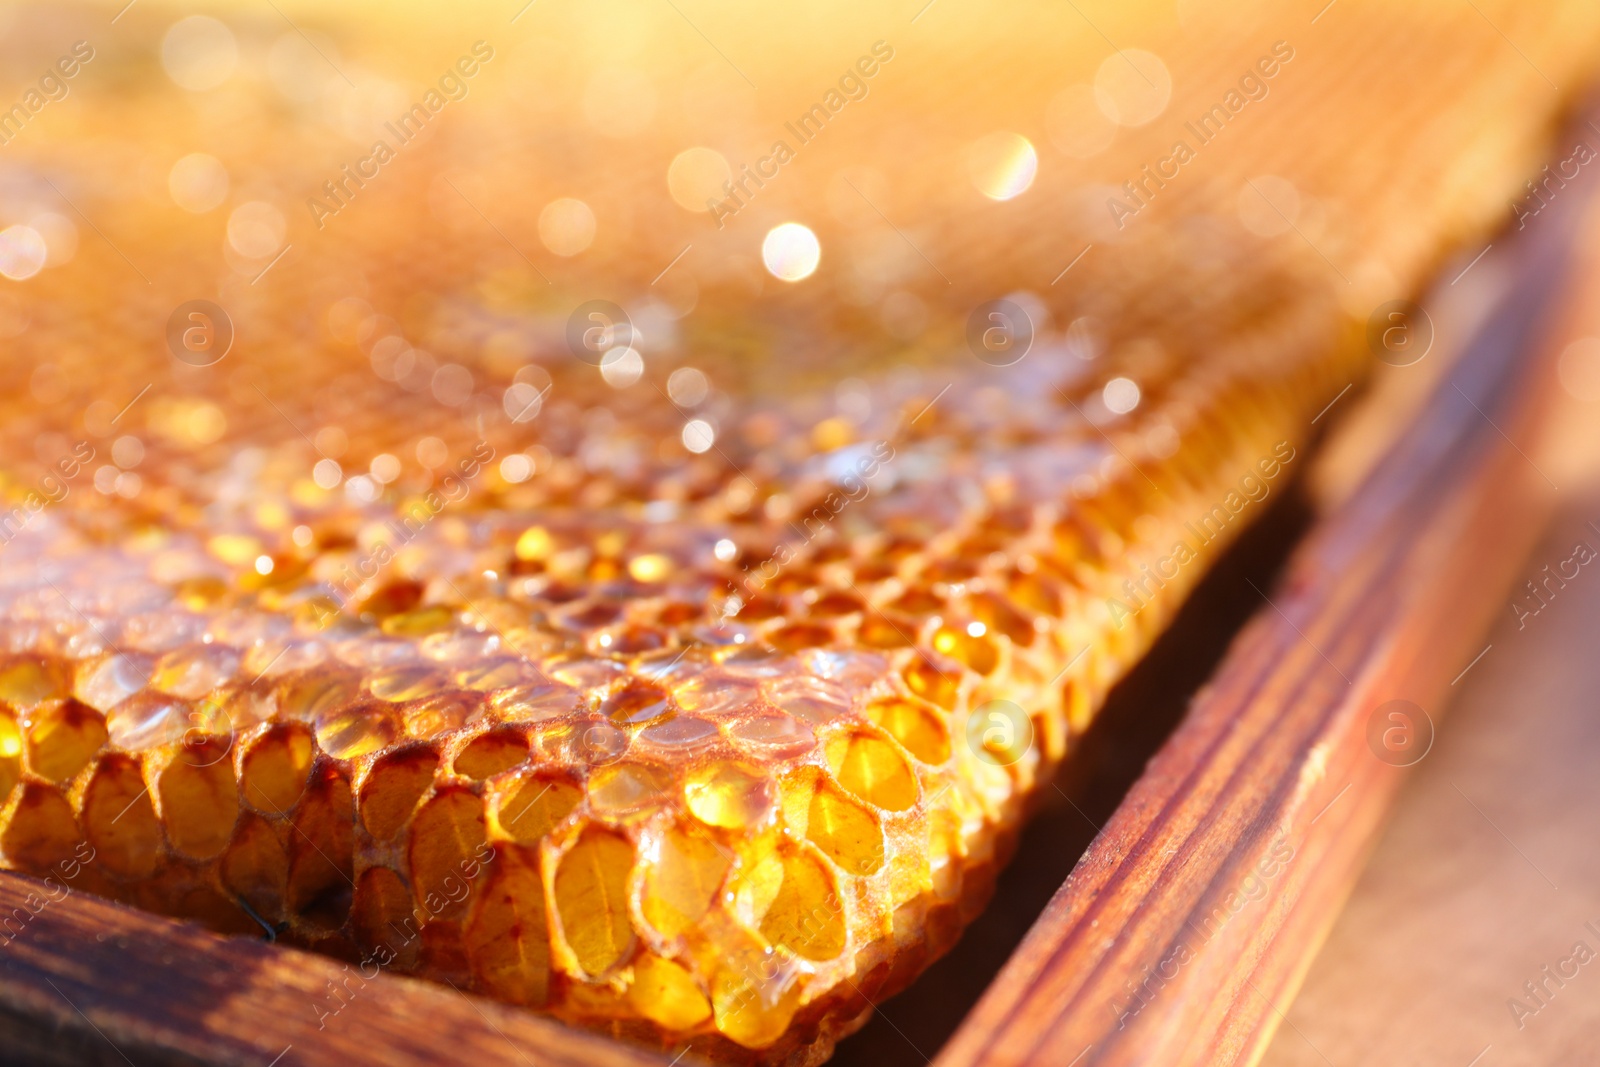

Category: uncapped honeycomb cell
[630, 954, 714, 1030]
[642, 822, 730, 938]
[684, 763, 773, 829]
[806, 780, 886, 877]
[82, 754, 161, 878]
[360, 747, 439, 840]
[466, 848, 552, 1006]
[26, 699, 108, 783]
[0, 1, 1584, 1060]
[241, 725, 315, 814]
[155, 745, 240, 859]
[408, 787, 487, 919]
[495, 774, 582, 842]
[454, 729, 529, 779]
[555, 828, 637, 977]
[3, 783, 79, 873]
[824, 730, 919, 812]
[286, 770, 355, 927]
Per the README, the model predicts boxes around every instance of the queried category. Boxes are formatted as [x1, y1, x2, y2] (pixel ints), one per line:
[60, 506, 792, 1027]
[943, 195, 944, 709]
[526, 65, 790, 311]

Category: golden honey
[0, 0, 1596, 1063]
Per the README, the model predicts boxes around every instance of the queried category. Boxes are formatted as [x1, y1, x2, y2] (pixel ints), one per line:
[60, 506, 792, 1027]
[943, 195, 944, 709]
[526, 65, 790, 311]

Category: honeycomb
[0, 1, 1595, 1063]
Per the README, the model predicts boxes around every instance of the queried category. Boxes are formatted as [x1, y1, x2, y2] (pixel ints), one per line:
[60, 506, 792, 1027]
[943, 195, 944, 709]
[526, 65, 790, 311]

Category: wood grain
[0, 869, 670, 1067]
[932, 110, 1600, 1067]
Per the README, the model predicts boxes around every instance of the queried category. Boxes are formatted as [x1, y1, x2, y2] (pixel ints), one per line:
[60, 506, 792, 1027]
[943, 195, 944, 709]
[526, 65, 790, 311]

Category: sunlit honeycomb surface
[0, 0, 1596, 1063]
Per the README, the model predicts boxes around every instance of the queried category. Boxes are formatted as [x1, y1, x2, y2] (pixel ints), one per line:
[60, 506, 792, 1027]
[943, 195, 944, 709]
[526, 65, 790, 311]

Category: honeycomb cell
[554, 827, 636, 977]
[641, 822, 730, 938]
[903, 655, 961, 710]
[150, 644, 242, 699]
[74, 652, 153, 711]
[105, 692, 193, 751]
[602, 681, 673, 725]
[241, 723, 315, 813]
[221, 812, 289, 919]
[0, 710, 19, 799]
[277, 671, 361, 723]
[825, 729, 919, 812]
[588, 762, 672, 816]
[496, 774, 582, 842]
[83, 753, 161, 877]
[711, 962, 803, 1049]
[684, 763, 773, 830]
[316, 700, 399, 760]
[454, 729, 528, 780]
[637, 715, 718, 755]
[857, 613, 915, 649]
[1, 782, 80, 872]
[674, 675, 759, 715]
[932, 625, 1000, 675]
[369, 665, 446, 702]
[353, 865, 420, 964]
[629, 954, 712, 1030]
[286, 768, 356, 928]
[0, 657, 69, 709]
[729, 713, 815, 760]
[867, 698, 951, 765]
[157, 743, 240, 859]
[409, 786, 487, 919]
[806, 780, 885, 876]
[360, 747, 438, 840]
[26, 699, 108, 783]
[465, 848, 551, 1006]
[758, 846, 846, 962]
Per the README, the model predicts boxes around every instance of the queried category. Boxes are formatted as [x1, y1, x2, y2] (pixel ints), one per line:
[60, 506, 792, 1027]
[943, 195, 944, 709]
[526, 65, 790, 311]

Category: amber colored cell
[409, 787, 488, 920]
[359, 747, 438, 840]
[768, 623, 834, 652]
[359, 579, 425, 618]
[83, 753, 161, 878]
[157, 743, 240, 859]
[465, 848, 550, 1007]
[276, 671, 361, 723]
[353, 865, 420, 961]
[932, 625, 1000, 675]
[806, 781, 885, 876]
[857, 614, 915, 649]
[454, 729, 528, 780]
[286, 769, 355, 928]
[903, 655, 960, 709]
[221, 812, 289, 919]
[241, 723, 314, 814]
[0, 657, 68, 709]
[554, 827, 636, 977]
[26, 698, 108, 783]
[588, 762, 673, 815]
[496, 775, 581, 842]
[868, 698, 951, 765]
[971, 592, 1036, 647]
[1, 782, 80, 873]
[629, 954, 712, 1030]
[712, 964, 803, 1049]
[684, 763, 773, 829]
[641, 822, 730, 938]
[759, 847, 846, 961]
[316, 700, 398, 760]
[380, 606, 455, 637]
[0, 709, 20, 799]
[825, 729, 919, 812]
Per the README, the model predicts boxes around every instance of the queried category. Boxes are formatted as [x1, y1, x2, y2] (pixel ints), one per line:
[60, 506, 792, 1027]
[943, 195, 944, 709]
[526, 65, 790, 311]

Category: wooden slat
[0, 869, 670, 1067]
[933, 112, 1600, 1067]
